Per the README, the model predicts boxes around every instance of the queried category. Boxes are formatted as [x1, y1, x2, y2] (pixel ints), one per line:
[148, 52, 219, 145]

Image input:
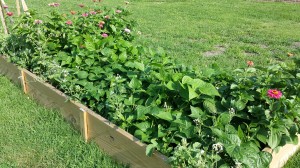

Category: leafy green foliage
[1, 3, 300, 168]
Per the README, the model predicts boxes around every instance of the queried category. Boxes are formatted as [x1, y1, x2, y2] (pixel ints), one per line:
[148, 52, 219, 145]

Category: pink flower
[65, 20, 73, 25]
[98, 21, 105, 29]
[82, 13, 89, 17]
[247, 60, 254, 67]
[90, 11, 97, 15]
[116, 10, 122, 14]
[101, 33, 108, 38]
[267, 89, 282, 99]
[6, 12, 13, 16]
[124, 28, 131, 33]
[3, 5, 8, 9]
[34, 20, 43, 24]
[78, 4, 84, 8]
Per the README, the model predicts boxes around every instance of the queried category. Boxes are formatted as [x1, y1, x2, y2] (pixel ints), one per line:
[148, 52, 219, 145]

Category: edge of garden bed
[0, 55, 299, 168]
[0, 56, 169, 168]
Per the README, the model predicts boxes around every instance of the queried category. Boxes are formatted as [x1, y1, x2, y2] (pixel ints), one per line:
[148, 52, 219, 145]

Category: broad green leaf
[146, 144, 156, 156]
[136, 105, 150, 120]
[76, 71, 89, 79]
[101, 48, 113, 56]
[135, 122, 151, 132]
[133, 61, 145, 71]
[110, 25, 117, 32]
[235, 99, 247, 111]
[182, 76, 193, 85]
[203, 99, 217, 114]
[237, 125, 245, 140]
[134, 130, 150, 142]
[128, 77, 142, 89]
[188, 85, 198, 100]
[155, 112, 173, 121]
[75, 56, 82, 64]
[218, 113, 231, 125]
[85, 58, 94, 66]
[198, 82, 220, 96]
[119, 52, 127, 62]
[189, 106, 204, 119]
[267, 129, 281, 149]
[85, 40, 95, 51]
[256, 152, 272, 168]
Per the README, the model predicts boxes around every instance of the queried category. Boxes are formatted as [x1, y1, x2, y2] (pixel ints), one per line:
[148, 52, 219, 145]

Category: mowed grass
[2, 0, 300, 70]
[0, 76, 126, 168]
[1, 0, 300, 167]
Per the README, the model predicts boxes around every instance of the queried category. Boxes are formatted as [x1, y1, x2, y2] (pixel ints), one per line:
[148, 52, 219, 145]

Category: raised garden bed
[1, 56, 300, 168]
[0, 56, 169, 168]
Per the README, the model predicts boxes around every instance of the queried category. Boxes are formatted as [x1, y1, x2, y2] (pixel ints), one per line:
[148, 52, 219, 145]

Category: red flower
[267, 89, 282, 99]
[82, 13, 89, 17]
[247, 60, 254, 67]
[70, 10, 76, 15]
[78, 4, 84, 8]
[7, 12, 13, 16]
[65, 20, 73, 25]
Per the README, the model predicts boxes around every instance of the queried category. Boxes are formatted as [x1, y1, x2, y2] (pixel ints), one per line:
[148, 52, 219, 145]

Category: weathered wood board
[0, 56, 21, 85]
[22, 69, 83, 132]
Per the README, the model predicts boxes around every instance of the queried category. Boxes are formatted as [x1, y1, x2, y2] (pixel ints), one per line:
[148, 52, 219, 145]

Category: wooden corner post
[0, 0, 8, 34]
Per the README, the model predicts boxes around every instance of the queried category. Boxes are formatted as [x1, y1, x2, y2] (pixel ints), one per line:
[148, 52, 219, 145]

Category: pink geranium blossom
[101, 33, 108, 38]
[267, 89, 282, 99]
[65, 20, 73, 25]
[82, 13, 89, 17]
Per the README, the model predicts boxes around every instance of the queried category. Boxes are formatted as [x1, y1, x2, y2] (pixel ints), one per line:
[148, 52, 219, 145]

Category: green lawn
[0, 76, 126, 168]
[1, 0, 300, 167]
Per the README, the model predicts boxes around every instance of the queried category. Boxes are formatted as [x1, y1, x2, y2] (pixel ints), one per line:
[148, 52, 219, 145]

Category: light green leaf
[128, 77, 142, 89]
[267, 129, 281, 149]
[188, 85, 199, 100]
[76, 71, 89, 79]
[203, 99, 217, 114]
[85, 58, 94, 66]
[155, 112, 173, 121]
[189, 106, 204, 119]
[135, 122, 150, 132]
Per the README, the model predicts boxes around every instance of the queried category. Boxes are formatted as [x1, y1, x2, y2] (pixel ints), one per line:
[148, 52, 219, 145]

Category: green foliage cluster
[1, 4, 300, 168]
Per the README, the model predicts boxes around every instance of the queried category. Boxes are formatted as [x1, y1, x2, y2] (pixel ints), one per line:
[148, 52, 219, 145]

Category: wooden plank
[85, 108, 170, 168]
[0, 56, 21, 85]
[16, 0, 21, 16]
[22, 69, 82, 132]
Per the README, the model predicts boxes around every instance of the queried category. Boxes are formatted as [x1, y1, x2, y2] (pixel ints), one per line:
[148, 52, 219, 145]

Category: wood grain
[23, 69, 82, 131]
[0, 56, 21, 85]
[85, 108, 170, 168]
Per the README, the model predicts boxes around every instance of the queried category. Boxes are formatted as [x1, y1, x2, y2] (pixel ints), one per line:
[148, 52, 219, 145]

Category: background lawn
[0, 76, 127, 167]
[1, 0, 300, 167]
[19, 0, 300, 70]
